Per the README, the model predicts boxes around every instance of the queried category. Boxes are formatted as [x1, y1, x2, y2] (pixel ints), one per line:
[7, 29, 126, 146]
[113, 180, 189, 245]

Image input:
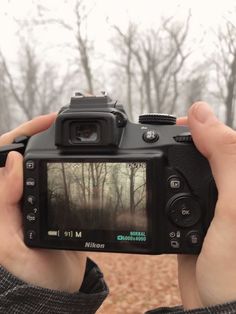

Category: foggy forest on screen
[47, 162, 147, 230]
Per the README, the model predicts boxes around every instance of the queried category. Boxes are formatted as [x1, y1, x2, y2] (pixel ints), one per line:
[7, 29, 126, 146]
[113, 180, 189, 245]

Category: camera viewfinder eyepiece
[54, 92, 127, 152]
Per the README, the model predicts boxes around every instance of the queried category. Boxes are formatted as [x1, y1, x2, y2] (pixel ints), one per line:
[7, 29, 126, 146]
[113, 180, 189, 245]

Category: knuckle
[0, 132, 11, 146]
[218, 126, 236, 153]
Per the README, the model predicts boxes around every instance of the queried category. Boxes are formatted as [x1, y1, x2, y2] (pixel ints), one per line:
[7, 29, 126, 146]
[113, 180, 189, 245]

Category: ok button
[181, 208, 190, 216]
[168, 195, 201, 228]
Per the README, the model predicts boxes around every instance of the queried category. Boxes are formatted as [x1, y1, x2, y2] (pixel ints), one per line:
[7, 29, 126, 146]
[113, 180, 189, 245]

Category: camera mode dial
[139, 113, 176, 125]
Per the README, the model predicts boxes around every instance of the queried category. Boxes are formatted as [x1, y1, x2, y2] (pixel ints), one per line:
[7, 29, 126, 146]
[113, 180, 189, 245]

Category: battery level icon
[48, 230, 60, 237]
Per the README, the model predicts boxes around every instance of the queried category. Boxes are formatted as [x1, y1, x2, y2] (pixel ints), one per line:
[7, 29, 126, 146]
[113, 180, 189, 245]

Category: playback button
[25, 160, 35, 170]
[168, 176, 183, 190]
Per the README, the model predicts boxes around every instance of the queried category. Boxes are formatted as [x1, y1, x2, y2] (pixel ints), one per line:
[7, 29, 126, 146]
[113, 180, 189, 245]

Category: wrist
[1, 242, 87, 293]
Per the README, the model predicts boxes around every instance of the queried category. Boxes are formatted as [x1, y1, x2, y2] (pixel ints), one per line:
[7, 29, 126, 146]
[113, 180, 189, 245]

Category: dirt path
[89, 253, 181, 314]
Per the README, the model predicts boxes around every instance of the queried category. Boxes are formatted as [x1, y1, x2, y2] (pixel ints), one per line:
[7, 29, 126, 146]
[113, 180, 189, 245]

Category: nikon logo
[84, 242, 105, 249]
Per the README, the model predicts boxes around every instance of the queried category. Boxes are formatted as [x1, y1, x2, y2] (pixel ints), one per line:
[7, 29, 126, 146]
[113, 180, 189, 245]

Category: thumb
[0, 151, 23, 205]
[188, 102, 236, 199]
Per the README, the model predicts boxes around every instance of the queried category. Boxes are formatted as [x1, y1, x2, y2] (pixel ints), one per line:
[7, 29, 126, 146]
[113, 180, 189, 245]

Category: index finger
[0, 112, 57, 146]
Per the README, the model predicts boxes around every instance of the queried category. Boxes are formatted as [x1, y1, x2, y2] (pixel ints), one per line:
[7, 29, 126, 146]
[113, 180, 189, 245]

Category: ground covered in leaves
[89, 253, 181, 314]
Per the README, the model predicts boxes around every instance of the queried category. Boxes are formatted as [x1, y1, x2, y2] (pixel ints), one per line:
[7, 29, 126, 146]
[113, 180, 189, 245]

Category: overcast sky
[0, 0, 235, 59]
[0, 0, 235, 122]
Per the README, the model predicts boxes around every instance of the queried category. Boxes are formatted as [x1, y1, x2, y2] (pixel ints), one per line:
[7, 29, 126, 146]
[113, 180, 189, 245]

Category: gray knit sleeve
[0, 258, 108, 314]
[146, 302, 236, 313]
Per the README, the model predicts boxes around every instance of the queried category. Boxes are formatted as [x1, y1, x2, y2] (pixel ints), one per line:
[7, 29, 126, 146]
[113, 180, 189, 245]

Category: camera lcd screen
[46, 162, 148, 245]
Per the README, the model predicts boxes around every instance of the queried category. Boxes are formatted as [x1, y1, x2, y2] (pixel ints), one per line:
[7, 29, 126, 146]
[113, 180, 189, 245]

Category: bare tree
[182, 63, 209, 112]
[73, 1, 94, 93]
[112, 23, 137, 120]
[36, 0, 95, 94]
[186, 77, 206, 104]
[113, 13, 191, 117]
[213, 20, 236, 127]
[0, 62, 12, 134]
[0, 42, 69, 121]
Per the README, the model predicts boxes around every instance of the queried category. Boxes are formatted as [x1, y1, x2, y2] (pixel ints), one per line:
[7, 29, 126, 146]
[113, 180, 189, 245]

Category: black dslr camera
[0, 93, 217, 254]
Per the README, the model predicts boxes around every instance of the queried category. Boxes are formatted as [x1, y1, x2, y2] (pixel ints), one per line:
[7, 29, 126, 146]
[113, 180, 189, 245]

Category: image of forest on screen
[47, 162, 147, 230]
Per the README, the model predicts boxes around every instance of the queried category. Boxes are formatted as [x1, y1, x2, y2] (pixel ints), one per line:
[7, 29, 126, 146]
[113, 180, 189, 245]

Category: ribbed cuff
[146, 301, 236, 314]
[0, 258, 108, 314]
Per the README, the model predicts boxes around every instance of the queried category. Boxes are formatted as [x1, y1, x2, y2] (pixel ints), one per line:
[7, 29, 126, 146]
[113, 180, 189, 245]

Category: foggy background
[0, 0, 236, 133]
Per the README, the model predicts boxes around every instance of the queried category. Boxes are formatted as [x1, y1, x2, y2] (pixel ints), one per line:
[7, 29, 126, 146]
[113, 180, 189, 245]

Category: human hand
[177, 102, 236, 309]
[0, 114, 87, 293]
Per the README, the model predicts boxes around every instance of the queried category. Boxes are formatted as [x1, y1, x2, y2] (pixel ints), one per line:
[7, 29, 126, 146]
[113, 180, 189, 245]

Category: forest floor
[89, 253, 181, 314]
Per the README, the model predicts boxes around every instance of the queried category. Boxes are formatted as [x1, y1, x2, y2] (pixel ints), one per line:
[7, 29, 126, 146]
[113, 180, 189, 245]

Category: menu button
[26, 178, 35, 187]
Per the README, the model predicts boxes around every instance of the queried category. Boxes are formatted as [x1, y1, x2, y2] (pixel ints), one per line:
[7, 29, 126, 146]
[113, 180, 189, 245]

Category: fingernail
[192, 102, 215, 123]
